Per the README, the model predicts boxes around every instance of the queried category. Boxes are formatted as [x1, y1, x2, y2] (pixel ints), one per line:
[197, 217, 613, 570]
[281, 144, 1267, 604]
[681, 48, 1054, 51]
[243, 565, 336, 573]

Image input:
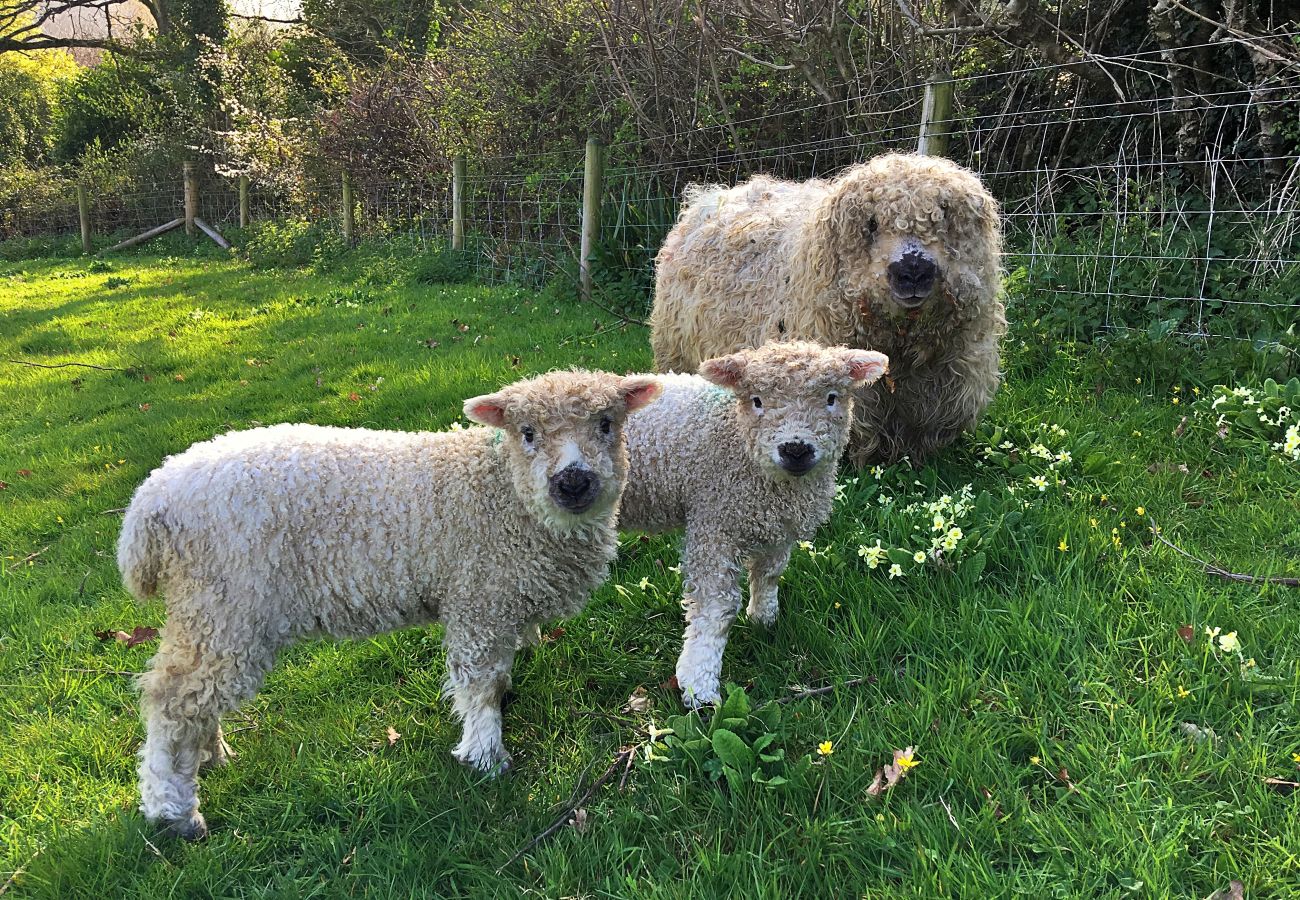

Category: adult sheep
[651, 152, 1005, 465]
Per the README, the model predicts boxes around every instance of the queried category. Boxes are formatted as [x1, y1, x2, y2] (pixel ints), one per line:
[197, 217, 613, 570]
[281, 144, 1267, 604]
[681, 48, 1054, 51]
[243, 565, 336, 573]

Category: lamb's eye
[867, 217, 878, 235]
[827, 392, 839, 408]
[599, 416, 612, 435]
[752, 396, 763, 410]
[521, 426, 535, 444]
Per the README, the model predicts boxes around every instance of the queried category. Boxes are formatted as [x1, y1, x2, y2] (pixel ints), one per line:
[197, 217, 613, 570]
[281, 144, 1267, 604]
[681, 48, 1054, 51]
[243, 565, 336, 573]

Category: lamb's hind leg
[138, 630, 272, 840]
[746, 543, 793, 628]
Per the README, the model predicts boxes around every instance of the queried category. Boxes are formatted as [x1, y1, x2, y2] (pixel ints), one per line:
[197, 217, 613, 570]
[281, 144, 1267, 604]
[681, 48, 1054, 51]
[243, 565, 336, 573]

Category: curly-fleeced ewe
[652, 152, 1004, 466]
[618, 341, 888, 707]
[118, 370, 661, 840]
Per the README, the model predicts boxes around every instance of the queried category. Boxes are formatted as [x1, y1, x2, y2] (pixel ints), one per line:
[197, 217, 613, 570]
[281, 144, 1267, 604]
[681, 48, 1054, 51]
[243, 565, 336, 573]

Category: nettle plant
[646, 685, 808, 792]
[1201, 378, 1300, 462]
[821, 421, 1098, 582]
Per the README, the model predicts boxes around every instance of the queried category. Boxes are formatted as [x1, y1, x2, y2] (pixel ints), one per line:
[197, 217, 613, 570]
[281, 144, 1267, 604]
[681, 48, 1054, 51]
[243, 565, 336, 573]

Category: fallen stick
[193, 217, 231, 250]
[105, 217, 184, 252]
[4, 358, 130, 373]
[499, 745, 637, 871]
[1150, 517, 1299, 587]
[778, 675, 875, 704]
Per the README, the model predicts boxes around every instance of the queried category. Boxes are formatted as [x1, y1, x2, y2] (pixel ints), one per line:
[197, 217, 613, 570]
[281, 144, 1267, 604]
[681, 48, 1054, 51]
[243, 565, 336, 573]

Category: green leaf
[712, 728, 755, 773]
[751, 733, 777, 754]
[722, 764, 747, 793]
[718, 685, 751, 720]
[961, 551, 987, 582]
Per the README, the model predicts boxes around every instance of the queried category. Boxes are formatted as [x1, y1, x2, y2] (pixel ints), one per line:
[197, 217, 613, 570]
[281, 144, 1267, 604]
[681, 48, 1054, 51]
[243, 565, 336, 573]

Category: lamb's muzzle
[776, 440, 817, 474]
[549, 463, 600, 512]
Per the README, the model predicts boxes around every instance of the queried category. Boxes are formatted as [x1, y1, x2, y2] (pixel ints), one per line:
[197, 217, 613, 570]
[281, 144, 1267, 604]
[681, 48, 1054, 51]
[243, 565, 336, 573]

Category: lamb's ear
[699, 353, 748, 389]
[463, 391, 509, 427]
[619, 376, 662, 414]
[840, 349, 889, 387]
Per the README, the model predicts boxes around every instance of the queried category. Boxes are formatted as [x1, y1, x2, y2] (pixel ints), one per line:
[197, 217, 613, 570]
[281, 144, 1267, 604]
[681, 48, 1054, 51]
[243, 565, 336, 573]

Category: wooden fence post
[76, 183, 91, 253]
[579, 136, 604, 302]
[451, 155, 466, 251]
[183, 162, 198, 236]
[341, 171, 355, 245]
[238, 175, 250, 229]
[917, 67, 954, 157]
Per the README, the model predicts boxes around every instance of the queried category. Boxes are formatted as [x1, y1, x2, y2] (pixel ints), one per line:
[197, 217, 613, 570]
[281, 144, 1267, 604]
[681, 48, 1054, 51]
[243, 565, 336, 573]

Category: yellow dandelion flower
[1090, 518, 1099, 528]
[896, 749, 919, 771]
[1030, 755, 1041, 765]
[818, 741, 834, 757]
[1135, 506, 1145, 516]
[1176, 685, 1191, 699]
[1292, 752, 1300, 765]
[1058, 538, 1069, 552]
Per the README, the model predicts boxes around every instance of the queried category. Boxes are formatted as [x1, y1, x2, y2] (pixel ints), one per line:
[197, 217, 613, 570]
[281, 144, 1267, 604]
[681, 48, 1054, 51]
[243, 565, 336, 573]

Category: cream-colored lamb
[618, 341, 888, 707]
[118, 370, 660, 840]
[652, 153, 1004, 465]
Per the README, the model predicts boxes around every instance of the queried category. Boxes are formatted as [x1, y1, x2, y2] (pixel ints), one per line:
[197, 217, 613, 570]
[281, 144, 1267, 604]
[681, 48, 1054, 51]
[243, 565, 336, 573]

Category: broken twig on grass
[499, 745, 638, 871]
[1150, 517, 1300, 587]
[778, 675, 875, 703]
[4, 358, 130, 373]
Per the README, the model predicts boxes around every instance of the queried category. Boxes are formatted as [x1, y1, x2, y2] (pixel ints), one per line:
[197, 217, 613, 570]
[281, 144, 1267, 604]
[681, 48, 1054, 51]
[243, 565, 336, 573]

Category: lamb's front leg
[746, 543, 793, 628]
[444, 625, 517, 774]
[676, 537, 742, 709]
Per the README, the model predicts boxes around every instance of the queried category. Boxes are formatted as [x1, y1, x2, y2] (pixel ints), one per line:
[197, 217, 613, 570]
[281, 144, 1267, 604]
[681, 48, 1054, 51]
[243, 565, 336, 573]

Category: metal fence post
[76, 183, 91, 253]
[917, 67, 954, 157]
[579, 136, 604, 302]
[452, 155, 466, 251]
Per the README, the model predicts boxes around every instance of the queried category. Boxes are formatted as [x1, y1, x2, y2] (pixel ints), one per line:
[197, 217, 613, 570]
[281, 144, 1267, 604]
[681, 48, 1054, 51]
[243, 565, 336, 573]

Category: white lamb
[618, 341, 889, 707]
[117, 370, 661, 840]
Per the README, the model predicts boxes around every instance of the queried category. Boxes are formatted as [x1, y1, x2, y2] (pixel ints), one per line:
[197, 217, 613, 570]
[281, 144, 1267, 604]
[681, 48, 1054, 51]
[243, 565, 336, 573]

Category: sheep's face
[465, 372, 661, 531]
[827, 154, 997, 316]
[701, 342, 889, 478]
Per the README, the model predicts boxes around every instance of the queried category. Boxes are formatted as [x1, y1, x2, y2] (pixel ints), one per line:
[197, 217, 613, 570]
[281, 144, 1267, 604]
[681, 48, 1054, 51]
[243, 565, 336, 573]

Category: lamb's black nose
[777, 441, 817, 474]
[549, 465, 600, 512]
[887, 249, 938, 304]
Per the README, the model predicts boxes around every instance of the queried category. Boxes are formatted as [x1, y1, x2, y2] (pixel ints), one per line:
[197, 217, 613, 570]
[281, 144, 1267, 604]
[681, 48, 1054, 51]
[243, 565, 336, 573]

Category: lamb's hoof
[679, 682, 721, 710]
[453, 744, 512, 776]
[159, 811, 208, 842]
[200, 737, 236, 772]
[747, 607, 779, 629]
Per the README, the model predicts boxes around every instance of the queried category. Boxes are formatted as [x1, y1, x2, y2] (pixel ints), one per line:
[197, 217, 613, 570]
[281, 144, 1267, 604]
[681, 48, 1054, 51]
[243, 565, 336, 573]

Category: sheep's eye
[599, 416, 612, 435]
[751, 396, 763, 410]
[867, 217, 878, 235]
[521, 426, 535, 444]
[827, 392, 839, 407]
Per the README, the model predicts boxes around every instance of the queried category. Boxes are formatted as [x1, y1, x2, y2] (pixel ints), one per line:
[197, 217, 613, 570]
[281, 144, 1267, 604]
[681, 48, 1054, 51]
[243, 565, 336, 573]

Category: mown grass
[1, 252, 1298, 898]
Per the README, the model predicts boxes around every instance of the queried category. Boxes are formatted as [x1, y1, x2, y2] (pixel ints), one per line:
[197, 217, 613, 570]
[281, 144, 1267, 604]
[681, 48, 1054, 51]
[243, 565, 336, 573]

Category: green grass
[2, 253, 1298, 898]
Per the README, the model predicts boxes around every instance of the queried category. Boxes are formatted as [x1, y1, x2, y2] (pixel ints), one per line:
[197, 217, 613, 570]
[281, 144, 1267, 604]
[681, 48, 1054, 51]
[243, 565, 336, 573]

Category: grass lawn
[2, 251, 1298, 898]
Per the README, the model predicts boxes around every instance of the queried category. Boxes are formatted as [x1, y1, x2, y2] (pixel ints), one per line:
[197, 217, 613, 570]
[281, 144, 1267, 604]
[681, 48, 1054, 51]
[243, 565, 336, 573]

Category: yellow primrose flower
[638, 577, 652, 590]
[1135, 506, 1145, 516]
[1218, 631, 1240, 654]
[888, 563, 903, 579]
[1193, 387, 1201, 396]
[896, 749, 919, 771]
[1176, 685, 1191, 699]
[798, 541, 814, 552]
[913, 551, 927, 564]
[1173, 385, 1181, 393]
[1172, 397, 1180, 405]
[1205, 626, 1221, 640]
[1030, 755, 1041, 765]
[1242, 657, 1256, 669]
[818, 741, 834, 757]
[1090, 518, 1099, 528]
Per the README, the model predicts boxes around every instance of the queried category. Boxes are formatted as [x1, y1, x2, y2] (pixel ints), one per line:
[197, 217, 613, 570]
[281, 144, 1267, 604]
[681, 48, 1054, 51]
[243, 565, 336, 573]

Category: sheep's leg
[200, 723, 235, 771]
[444, 629, 517, 774]
[138, 631, 272, 840]
[676, 540, 742, 709]
[746, 544, 793, 628]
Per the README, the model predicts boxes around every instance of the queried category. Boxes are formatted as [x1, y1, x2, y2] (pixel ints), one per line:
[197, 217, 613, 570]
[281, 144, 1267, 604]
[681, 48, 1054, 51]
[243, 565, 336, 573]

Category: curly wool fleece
[651, 152, 1005, 465]
[118, 369, 660, 840]
[618, 341, 888, 707]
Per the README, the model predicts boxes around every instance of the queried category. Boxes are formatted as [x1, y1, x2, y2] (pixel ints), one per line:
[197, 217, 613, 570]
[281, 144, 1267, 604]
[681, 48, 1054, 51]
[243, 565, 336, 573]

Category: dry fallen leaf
[980, 786, 1005, 819]
[1263, 777, 1298, 794]
[1172, 416, 1188, 438]
[1176, 624, 1195, 643]
[539, 626, 565, 643]
[624, 686, 652, 714]
[0, 481, 7, 490]
[659, 675, 680, 692]
[1208, 880, 1244, 900]
[341, 847, 355, 866]
[347, 392, 361, 402]
[17, 469, 32, 478]
[867, 746, 917, 797]
[122, 626, 159, 648]
[386, 726, 401, 747]
[139, 403, 151, 412]
[569, 807, 589, 833]
[1179, 722, 1221, 745]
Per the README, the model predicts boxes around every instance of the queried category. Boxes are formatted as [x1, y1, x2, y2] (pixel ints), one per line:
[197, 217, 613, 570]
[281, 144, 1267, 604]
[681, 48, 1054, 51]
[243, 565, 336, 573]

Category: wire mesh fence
[3, 43, 1297, 344]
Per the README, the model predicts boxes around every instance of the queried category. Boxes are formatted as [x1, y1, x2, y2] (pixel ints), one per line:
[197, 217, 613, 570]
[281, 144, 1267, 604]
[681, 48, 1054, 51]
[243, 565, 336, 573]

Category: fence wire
[3, 55, 1297, 344]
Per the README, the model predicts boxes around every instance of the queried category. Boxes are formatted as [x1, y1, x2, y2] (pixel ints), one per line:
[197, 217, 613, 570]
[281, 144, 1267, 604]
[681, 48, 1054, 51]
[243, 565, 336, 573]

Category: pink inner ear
[700, 356, 745, 389]
[466, 401, 507, 428]
[845, 351, 889, 385]
[623, 381, 662, 413]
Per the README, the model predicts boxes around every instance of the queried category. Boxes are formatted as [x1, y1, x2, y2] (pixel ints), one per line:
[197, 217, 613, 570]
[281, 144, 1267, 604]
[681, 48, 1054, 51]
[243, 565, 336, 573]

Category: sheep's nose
[549, 464, 600, 512]
[777, 441, 817, 475]
[887, 249, 938, 305]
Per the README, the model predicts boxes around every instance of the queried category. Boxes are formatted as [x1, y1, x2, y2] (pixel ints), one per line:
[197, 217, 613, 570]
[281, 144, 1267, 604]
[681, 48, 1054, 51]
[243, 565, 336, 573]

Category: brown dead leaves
[623, 686, 652, 715]
[866, 746, 918, 797]
[94, 625, 159, 648]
